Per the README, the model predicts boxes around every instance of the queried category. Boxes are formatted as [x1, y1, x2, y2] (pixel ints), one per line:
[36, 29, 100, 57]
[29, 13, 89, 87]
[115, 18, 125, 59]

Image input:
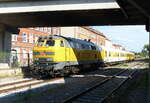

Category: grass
[112, 63, 129, 68]
[121, 63, 128, 67]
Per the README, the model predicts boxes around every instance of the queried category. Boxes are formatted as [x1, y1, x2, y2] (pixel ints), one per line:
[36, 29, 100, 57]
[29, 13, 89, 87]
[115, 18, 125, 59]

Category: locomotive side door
[64, 40, 70, 66]
[59, 40, 66, 62]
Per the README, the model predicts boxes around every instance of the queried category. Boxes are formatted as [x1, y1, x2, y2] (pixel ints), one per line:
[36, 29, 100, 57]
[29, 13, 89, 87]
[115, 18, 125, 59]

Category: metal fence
[0, 52, 33, 68]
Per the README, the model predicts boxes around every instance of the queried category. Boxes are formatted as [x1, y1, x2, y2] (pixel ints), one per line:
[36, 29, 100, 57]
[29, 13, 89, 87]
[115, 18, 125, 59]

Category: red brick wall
[11, 28, 50, 66]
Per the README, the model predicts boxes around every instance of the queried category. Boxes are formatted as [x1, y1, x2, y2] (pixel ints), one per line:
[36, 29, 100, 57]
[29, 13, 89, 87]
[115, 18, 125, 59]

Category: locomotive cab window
[91, 46, 96, 50]
[46, 40, 55, 46]
[60, 40, 64, 47]
[37, 39, 45, 46]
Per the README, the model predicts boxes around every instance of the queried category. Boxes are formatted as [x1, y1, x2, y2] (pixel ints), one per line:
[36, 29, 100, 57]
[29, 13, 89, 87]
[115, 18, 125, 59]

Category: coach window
[105, 51, 107, 57]
[108, 52, 109, 57]
[60, 40, 64, 47]
[109, 52, 111, 57]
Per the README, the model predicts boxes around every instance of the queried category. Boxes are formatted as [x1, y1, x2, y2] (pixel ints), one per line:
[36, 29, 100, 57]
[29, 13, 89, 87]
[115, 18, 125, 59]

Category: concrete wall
[0, 26, 12, 69]
[0, 27, 12, 53]
[0, 28, 4, 52]
[4, 31, 12, 52]
[0, 33, 3, 52]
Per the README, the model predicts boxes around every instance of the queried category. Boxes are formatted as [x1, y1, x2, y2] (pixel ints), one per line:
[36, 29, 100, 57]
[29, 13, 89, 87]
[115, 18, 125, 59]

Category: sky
[92, 26, 149, 52]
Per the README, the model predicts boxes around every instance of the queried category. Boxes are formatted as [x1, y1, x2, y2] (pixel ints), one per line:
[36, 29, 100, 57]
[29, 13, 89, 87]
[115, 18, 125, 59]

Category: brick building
[11, 28, 50, 66]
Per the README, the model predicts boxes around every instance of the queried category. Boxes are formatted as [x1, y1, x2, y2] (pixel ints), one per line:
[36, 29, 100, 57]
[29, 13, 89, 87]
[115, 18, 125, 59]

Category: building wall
[60, 27, 107, 47]
[77, 27, 91, 40]
[60, 27, 77, 38]
[76, 27, 106, 47]
[105, 39, 113, 48]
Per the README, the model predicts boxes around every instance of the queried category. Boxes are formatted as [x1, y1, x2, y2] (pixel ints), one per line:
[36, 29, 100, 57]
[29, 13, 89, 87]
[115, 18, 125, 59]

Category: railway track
[0, 77, 62, 96]
[0, 61, 142, 102]
[0, 68, 111, 97]
[61, 69, 137, 103]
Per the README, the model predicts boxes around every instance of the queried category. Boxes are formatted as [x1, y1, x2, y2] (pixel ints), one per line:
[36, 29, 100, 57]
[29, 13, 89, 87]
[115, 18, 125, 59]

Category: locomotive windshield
[45, 40, 55, 46]
[37, 39, 45, 46]
[37, 39, 55, 46]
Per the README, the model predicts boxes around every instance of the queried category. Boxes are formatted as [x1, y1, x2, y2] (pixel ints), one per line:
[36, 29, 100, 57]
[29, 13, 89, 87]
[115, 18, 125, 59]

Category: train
[32, 35, 135, 76]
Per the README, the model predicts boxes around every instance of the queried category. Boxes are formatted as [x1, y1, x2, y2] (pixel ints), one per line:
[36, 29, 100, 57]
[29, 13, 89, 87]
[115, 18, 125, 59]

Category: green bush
[0, 52, 10, 60]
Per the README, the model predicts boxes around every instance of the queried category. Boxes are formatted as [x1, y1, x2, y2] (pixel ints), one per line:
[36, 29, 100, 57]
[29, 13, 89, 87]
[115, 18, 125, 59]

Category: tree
[141, 44, 150, 57]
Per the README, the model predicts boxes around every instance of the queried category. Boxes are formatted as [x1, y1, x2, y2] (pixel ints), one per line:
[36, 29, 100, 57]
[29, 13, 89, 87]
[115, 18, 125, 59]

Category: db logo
[40, 52, 45, 55]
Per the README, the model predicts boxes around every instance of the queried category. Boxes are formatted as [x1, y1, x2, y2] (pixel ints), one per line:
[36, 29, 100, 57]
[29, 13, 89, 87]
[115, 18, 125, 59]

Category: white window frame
[12, 34, 18, 41]
[22, 32, 28, 42]
[29, 33, 33, 43]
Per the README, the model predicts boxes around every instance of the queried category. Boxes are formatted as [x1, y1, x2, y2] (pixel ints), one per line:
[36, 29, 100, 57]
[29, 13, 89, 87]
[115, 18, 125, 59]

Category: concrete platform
[0, 63, 10, 69]
[0, 68, 22, 78]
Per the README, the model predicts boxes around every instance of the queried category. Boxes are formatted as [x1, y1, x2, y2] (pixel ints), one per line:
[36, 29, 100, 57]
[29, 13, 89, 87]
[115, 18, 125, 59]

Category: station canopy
[0, 0, 149, 28]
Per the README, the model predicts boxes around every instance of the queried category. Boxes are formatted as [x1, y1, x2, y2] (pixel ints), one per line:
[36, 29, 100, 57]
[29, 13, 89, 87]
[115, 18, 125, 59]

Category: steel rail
[101, 69, 138, 103]
[0, 78, 62, 94]
[0, 79, 36, 88]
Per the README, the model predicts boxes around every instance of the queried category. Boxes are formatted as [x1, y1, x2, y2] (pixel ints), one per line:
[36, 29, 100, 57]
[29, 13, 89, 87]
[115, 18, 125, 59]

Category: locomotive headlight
[47, 58, 53, 61]
[34, 58, 39, 61]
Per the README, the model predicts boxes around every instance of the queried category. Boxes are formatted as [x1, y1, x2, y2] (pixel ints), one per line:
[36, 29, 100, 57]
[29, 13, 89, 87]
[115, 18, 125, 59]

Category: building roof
[113, 44, 122, 47]
[81, 26, 110, 39]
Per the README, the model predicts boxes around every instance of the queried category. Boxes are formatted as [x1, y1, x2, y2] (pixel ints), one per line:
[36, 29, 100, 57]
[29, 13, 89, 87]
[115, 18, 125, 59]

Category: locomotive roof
[39, 35, 96, 46]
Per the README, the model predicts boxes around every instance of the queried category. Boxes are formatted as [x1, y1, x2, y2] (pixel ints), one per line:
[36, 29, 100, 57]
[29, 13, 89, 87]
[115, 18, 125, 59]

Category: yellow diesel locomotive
[32, 35, 134, 75]
[32, 35, 102, 75]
